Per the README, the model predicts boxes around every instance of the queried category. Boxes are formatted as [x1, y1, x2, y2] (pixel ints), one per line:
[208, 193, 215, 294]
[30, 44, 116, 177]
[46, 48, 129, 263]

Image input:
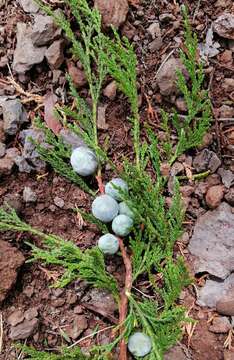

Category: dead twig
[95, 168, 105, 194]
[118, 237, 132, 360]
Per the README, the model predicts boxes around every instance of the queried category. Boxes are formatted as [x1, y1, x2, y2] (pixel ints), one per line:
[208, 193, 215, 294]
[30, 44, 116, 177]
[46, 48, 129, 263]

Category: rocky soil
[0, 0, 234, 359]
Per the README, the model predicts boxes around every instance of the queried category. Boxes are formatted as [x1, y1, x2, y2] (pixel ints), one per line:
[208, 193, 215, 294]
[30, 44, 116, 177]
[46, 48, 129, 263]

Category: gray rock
[24, 307, 38, 321]
[59, 128, 85, 150]
[147, 22, 161, 39]
[53, 196, 65, 208]
[213, 13, 234, 40]
[148, 37, 163, 52]
[193, 149, 221, 174]
[45, 39, 65, 69]
[0, 142, 6, 157]
[223, 78, 234, 92]
[18, 0, 39, 13]
[97, 105, 108, 130]
[0, 98, 27, 135]
[216, 288, 234, 316]
[31, 14, 61, 46]
[209, 316, 232, 333]
[225, 188, 234, 206]
[9, 318, 38, 340]
[103, 81, 117, 99]
[23, 187, 37, 203]
[197, 273, 234, 308]
[83, 288, 118, 314]
[17, 128, 48, 172]
[0, 148, 19, 176]
[218, 168, 234, 188]
[7, 310, 24, 326]
[164, 345, 187, 360]
[52, 69, 62, 84]
[15, 156, 34, 173]
[156, 57, 189, 96]
[159, 13, 176, 22]
[13, 23, 46, 74]
[189, 203, 234, 279]
[94, 0, 128, 29]
[65, 315, 88, 340]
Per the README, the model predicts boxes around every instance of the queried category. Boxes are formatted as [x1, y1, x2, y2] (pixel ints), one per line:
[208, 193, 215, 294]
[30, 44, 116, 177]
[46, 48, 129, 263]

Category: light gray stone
[18, 0, 39, 13]
[197, 273, 234, 308]
[23, 187, 37, 203]
[0, 142, 6, 158]
[193, 149, 221, 173]
[0, 98, 27, 135]
[218, 168, 234, 188]
[53, 196, 64, 208]
[31, 14, 61, 46]
[59, 128, 85, 150]
[189, 203, 234, 279]
[13, 23, 46, 74]
[9, 318, 38, 340]
[94, 0, 128, 29]
[156, 57, 189, 96]
[213, 13, 234, 40]
[147, 22, 161, 39]
[17, 128, 48, 172]
[45, 39, 65, 69]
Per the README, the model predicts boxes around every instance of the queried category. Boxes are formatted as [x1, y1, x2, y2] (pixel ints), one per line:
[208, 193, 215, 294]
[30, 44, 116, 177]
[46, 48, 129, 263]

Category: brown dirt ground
[0, 0, 234, 359]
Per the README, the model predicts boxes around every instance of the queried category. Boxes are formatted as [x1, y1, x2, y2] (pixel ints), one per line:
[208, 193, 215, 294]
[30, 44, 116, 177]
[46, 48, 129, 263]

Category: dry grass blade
[6, 76, 44, 104]
[224, 329, 233, 349]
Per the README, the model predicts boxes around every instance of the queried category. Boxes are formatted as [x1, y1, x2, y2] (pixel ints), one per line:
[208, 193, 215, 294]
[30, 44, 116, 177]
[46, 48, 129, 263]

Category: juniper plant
[0, 2, 211, 359]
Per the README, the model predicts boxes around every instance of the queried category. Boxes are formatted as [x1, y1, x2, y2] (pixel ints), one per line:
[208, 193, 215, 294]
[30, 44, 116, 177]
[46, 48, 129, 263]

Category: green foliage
[169, 7, 211, 164]
[0, 207, 118, 298]
[33, 118, 95, 196]
[99, 29, 140, 168]
[1, 2, 211, 360]
[35, 0, 107, 159]
[127, 296, 187, 360]
[18, 344, 88, 360]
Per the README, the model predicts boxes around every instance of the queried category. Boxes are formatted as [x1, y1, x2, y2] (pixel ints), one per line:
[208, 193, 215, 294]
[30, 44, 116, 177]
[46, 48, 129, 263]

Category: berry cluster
[71, 146, 152, 357]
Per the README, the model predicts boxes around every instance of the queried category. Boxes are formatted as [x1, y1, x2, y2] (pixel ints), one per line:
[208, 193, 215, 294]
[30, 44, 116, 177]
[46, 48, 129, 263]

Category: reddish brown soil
[0, 0, 234, 359]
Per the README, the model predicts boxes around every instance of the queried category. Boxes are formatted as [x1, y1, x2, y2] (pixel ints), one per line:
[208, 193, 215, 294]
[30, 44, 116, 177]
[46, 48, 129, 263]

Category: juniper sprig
[0, 2, 210, 359]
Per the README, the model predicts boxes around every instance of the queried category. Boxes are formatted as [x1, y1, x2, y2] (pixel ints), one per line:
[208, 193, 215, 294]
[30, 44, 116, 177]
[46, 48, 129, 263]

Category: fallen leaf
[43, 92, 62, 135]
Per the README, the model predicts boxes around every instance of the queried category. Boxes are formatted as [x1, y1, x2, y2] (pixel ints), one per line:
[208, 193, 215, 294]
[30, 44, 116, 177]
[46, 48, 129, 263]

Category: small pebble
[54, 196, 65, 208]
[23, 187, 37, 203]
[0, 142, 6, 158]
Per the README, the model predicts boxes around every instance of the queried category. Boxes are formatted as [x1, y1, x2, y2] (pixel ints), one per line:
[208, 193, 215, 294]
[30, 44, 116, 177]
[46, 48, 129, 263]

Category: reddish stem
[118, 237, 133, 360]
[95, 174, 105, 194]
